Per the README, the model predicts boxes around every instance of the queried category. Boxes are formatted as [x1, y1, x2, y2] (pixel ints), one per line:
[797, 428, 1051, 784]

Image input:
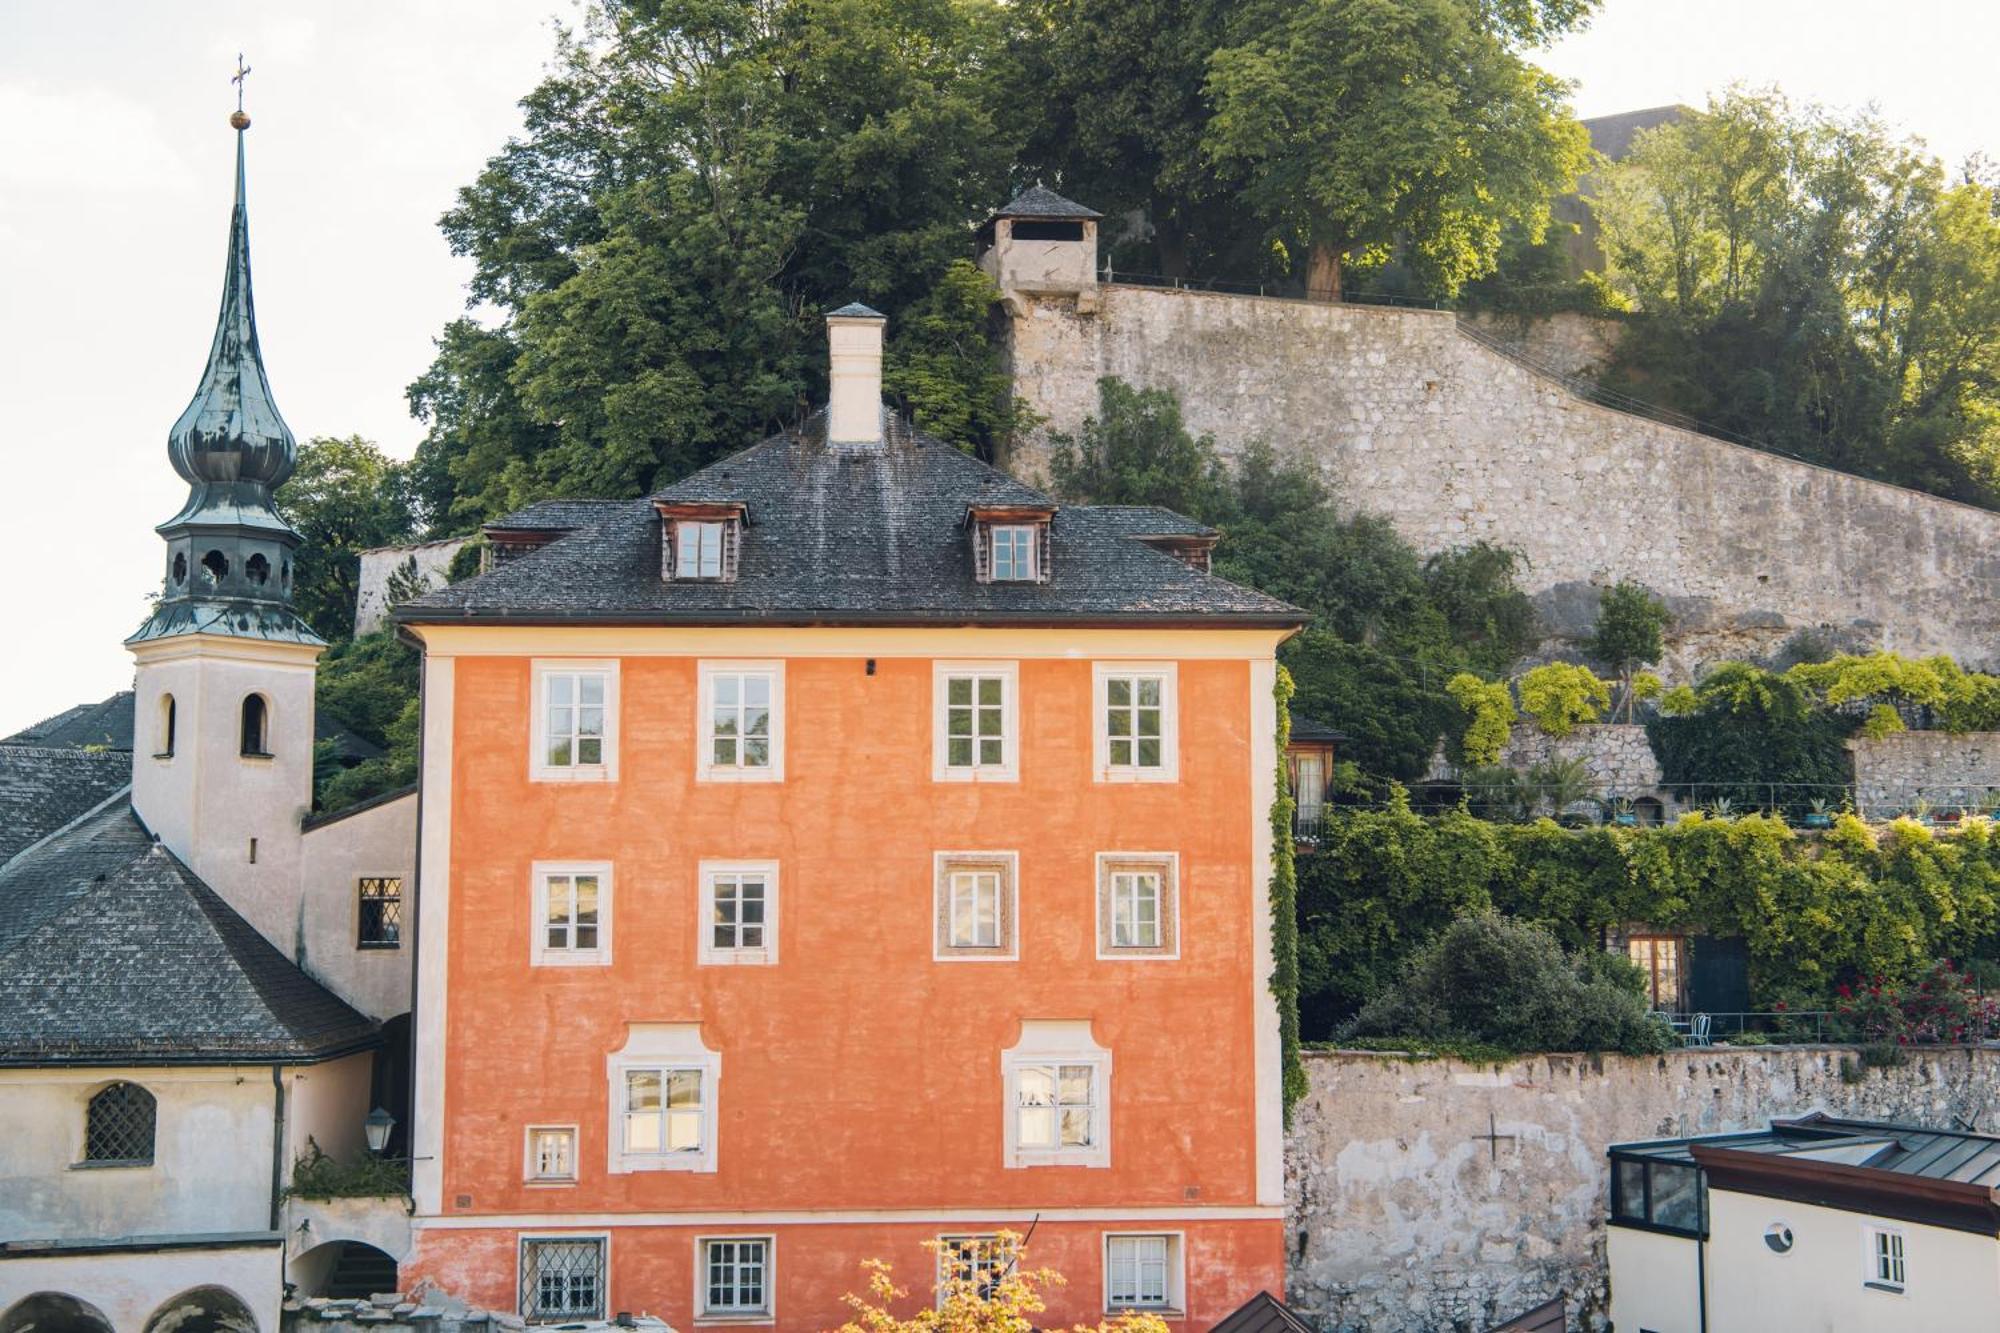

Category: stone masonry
[1849, 729, 2000, 819]
[1002, 285, 2000, 676]
[1285, 1045, 2000, 1333]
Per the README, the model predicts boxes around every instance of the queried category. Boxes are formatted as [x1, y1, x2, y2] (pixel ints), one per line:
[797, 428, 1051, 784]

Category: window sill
[151, 752, 174, 762]
[610, 1154, 714, 1174]
[693, 1316, 775, 1327]
[530, 953, 611, 968]
[1107, 1310, 1182, 1321]
[1097, 947, 1179, 961]
[70, 1159, 153, 1171]
[529, 766, 616, 784]
[934, 768, 1019, 784]
[239, 751, 274, 762]
[1007, 1151, 1109, 1169]
[525, 1178, 578, 1188]
[357, 941, 402, 952]
[1863, 1282, 1906, 1295]
[1094, 768, 1179, 784]
[695, 768, 782, 784]
[699, 951, 775, 966]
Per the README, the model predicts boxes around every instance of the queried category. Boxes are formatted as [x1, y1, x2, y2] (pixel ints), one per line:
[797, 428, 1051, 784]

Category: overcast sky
[2, 0, 1995, 738]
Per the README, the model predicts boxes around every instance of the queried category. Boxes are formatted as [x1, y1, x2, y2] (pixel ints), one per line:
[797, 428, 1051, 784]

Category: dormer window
[969, 506, 1054, 584]
[991, 525, 1037, 581]
[656, 502, 745, 583]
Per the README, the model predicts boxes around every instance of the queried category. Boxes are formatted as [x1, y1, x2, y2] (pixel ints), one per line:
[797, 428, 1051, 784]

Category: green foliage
[445, 538, 486, 583]
[1447, 673, 1516, 766]
[1200, 0, 1593, 299]
[1048, 379, 1540, 779]
[1516, 662, 1610, 737]
[1590, 581, 1670, 718]
[1270, 668, 1305, 1123]
[1593, 89, 2000, 508]
[276, 435, 416, 641]
[1646, 662, 1855, 815]
[286, 1139, 410, 1200]
[1784, 651, 2000, 733]
[314, 631, 421, 814]
[1297, 803, 2000, 1034]
[883, 261, 1031, 454]
[1346, 914, 1674, 1055]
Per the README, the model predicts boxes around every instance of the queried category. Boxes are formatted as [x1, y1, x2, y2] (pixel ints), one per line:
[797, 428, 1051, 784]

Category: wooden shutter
[1036, 520, 1053, 584]
[722, 519, 741, 583]
[972, 523, 991, 583]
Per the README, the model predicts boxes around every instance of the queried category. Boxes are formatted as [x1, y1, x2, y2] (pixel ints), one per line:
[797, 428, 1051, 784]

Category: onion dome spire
[129, 80, 322, 648]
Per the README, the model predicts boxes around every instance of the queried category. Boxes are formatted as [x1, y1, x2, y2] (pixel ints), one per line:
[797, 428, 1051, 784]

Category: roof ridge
[0, 782, 132, 881]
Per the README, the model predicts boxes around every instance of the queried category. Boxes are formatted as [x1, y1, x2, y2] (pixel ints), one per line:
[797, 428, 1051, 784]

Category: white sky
[1, 0, 1995, 738]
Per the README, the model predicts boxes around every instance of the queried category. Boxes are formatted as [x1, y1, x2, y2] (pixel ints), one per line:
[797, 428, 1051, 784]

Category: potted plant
[1911, 796, 1934, 826]
[1804, 798, 1834, 830]
[1610, 797, 1639, 828]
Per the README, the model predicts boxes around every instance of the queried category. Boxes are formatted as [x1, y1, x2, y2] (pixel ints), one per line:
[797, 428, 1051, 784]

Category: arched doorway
[290, 1239, 401, 1299]
[142, 1287, 258, 1333]
[0, 1293, 116, 1333]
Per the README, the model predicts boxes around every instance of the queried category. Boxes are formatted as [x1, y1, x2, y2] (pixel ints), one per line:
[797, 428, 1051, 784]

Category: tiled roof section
[1211, 1292, 1316, 1333]
[0, 800, 378, 1066]
[484, 499, 631, 534]
[400, 415, 1304, 626]
[0, 747, 129, 864]
[0, 692, 380, 763]
[1289, 710, 1346, 743]
[1619, 1113, 2000, 1186]
[992, 185, 1102, 220]
[827, 301, 885, 318]
[1078, 505, 1217, 538]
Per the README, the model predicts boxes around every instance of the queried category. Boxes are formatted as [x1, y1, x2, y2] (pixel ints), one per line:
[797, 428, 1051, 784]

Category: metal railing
[1662, 1010, 1839, 1043]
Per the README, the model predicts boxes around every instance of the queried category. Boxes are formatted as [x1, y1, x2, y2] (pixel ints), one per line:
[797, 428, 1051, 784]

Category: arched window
[240, 694, 269, 757]
[245, 553, 270, 586]
[200, 550, 229, 585]
[83, 1082, 156, 1165]
[158, 695, 176, 758]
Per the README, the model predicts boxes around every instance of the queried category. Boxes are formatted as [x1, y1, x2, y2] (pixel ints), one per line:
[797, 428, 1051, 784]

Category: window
[1104, 1234, 1181, 1312]
[676, 521, 728, 579]
[156, 694, 175, 759]
[607, 1023, 719, 1174]
[699, 662, 784, 782]
[1627, 935, 1685, 1011]
[699, 1237, 774, 1321]
[1867, 1226, 1906, 1291]
[81, 1082, 155, 1166]
[991, 525, 1037, 581]
[525, 1125, 577, 1183]
[1001, 1021, 1111, 1168]
[239, 693, 269, 757]
[1096, 853, 1178, 959]
[1093, 665, 1177, 781]
[938, 1235, 1015, 1304]
[519, 1236, 606, 1321]
[531, 863, 612, 966]
[358, 876, 403, 948]
[934, 662, 1018, 782]
[1607, 1154, 1705, 1237]
[933, 852, 1017, 960]
[700, 861, 778, 965]
[531, 661, 618, 783]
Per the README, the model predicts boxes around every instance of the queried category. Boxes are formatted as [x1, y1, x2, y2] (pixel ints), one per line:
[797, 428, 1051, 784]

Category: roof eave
[395, 607, 1308, 631]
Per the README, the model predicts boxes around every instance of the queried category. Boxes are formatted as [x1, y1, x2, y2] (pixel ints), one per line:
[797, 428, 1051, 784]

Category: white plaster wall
[284, 1052, 375, 1171]
[979, 223, 1097, 298]
[1705, 1190, 2000, 1333]
[130, 639, 319, 962]
[1005, 287, 2000, 672]
[1605, 1225, 1700, 1333]
[354, 539, 470, 637]
[0, 1244, 280, 1333]
[299, 794, 417, 1021]
[0, 1067, 275, 1242]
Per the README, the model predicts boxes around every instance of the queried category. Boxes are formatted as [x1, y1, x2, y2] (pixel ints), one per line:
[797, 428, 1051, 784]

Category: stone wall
[1458, 310, 1626, 381]
[355, 537, 471, 636]
[1003, 286, 2000, 675]
[1850, 730, 2000, 819]
[1284, 1045, 2000, 1333]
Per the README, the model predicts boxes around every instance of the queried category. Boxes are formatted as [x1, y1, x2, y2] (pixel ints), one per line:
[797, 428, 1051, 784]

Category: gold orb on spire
[229, 110, 251, 130]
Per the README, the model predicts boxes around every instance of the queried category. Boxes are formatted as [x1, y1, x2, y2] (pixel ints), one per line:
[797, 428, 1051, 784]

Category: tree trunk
[1307, 242, 1343, 302]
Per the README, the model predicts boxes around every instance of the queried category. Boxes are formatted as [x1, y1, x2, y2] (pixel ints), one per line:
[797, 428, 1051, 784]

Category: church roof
[1, 692, 381, 763]
[399, 413, 1304, 628]
[0, 747, 130, 865]
[0, 799, 378, 1067]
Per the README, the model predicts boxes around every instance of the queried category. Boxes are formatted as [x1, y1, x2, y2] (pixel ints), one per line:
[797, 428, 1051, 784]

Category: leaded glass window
[358, 876, 402, 948]
[520, 1238, 605, 1320]
[83, 1082, 155, 1165]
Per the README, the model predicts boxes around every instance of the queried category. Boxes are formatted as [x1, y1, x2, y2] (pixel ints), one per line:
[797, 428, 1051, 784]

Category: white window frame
[518, 1232, 610, 1322]
[698, 860, 779, 966]
[606, 1023, 720, 1174]
[523, 1124, 579, 1185]
[698, 661, 785, 783]
[1864, 1224, 1907, 1292]
[990, 524, 1038, 581]
[530, 862, 613, 967]
[1095, 852, 1180, 961]
[933, 661, 1019, 782]
[1001, 1020, 1111, 1169]
[935, 1234, 1016, 1306]
[1092, 663, 1178, 782]
[695, 1234, 776, 1324]
[676, 520, 729, 580]
[1102, 1231, 1184, 1314]
[933, 851, 1019, 962]
[530, 660, 620, 783]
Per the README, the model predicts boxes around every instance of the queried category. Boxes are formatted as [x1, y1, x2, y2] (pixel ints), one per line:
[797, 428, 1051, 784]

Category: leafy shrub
[1344, 915, 1673, 1055]
[286, 1139, 409, 1199]
[1831, 961, 1997, 1045]
[1646, 662, 1855, 816]
[1447, 673, 1517, 766]
[1517, 662, 1611, 737]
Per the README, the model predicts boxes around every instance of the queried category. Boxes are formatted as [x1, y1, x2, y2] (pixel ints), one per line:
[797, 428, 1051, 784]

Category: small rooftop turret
[977, 186, 1101, 309]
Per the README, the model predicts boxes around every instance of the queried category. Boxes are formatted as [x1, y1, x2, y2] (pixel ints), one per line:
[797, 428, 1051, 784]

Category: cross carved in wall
[1474, 1111, 1518, 1163]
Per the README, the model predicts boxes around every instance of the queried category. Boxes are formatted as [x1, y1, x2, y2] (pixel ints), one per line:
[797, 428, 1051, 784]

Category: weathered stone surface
[1459, 310, 1626, 381]
[1849, 730, 2000, 819]
[1004, 288, 2000, 675]
[1285, 1046, 2000, 1332]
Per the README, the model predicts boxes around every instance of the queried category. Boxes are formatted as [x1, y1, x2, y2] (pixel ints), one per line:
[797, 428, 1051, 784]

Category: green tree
[1589, 581, 1671, 719]
[276, 435, 416, 642]
[1201, 0, 1592, 300]
[313, 631, 422, 814]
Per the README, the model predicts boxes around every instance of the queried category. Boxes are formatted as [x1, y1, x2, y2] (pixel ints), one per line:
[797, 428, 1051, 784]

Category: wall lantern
[364, 1106, 396, 1155]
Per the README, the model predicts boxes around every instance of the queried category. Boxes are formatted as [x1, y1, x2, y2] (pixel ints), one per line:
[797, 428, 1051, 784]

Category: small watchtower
[976, 185, 1101, 310]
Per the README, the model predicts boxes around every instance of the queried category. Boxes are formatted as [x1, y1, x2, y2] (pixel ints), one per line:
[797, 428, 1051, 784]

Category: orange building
[396, 303, 1305, 1328]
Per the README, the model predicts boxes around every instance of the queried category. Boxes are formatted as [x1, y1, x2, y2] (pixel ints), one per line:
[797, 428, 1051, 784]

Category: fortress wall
[1005, 287, 2000, 675]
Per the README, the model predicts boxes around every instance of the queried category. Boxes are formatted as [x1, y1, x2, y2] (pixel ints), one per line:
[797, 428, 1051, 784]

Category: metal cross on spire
[230, 53, 253, 130]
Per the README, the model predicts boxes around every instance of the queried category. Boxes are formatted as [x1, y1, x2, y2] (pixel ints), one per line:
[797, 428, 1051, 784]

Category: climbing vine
[1271, 666, 1306, 1123]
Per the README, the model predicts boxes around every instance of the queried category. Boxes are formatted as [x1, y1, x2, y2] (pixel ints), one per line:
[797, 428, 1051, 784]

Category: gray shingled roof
[483, 499, 631, 534]
[991, 185, 1102, 220]
[0, 747, 130, 864]
[402, 414, 1303, 627]
[0, 799, 378, 1066]
[1, 692, 381, 762]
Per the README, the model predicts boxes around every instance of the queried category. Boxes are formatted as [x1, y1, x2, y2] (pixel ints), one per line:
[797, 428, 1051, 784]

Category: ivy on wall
[1271, 666, 1306, 1123]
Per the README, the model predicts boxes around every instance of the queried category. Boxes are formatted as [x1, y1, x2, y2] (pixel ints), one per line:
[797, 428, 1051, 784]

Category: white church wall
[300, 793, 418, 1022]
[283, 1051, 376, 1173]
[0, 1244, 280, 1333]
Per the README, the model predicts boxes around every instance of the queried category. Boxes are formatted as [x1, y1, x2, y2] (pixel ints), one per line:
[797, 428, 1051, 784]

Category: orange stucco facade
[403, 629, 1288, 1328]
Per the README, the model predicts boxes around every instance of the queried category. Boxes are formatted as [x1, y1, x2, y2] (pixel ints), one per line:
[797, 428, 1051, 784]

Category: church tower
[127, 104, 324, 959]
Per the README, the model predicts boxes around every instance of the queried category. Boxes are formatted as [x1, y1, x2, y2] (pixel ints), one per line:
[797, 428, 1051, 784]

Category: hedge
[1296, 795, 2000, 1039]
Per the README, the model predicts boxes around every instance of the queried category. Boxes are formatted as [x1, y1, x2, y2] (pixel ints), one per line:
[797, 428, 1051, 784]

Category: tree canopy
[276, 435, 416, 642]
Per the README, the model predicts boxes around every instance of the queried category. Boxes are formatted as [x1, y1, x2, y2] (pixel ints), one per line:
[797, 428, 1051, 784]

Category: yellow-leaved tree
[833, 1235, 1173, 1333]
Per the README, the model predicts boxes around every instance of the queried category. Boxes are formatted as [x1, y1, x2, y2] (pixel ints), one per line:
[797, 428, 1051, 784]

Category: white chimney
[826, 302, 886, 445]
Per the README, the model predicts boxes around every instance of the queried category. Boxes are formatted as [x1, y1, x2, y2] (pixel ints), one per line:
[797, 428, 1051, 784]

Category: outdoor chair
[1684, 1013, 1712, 1048]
